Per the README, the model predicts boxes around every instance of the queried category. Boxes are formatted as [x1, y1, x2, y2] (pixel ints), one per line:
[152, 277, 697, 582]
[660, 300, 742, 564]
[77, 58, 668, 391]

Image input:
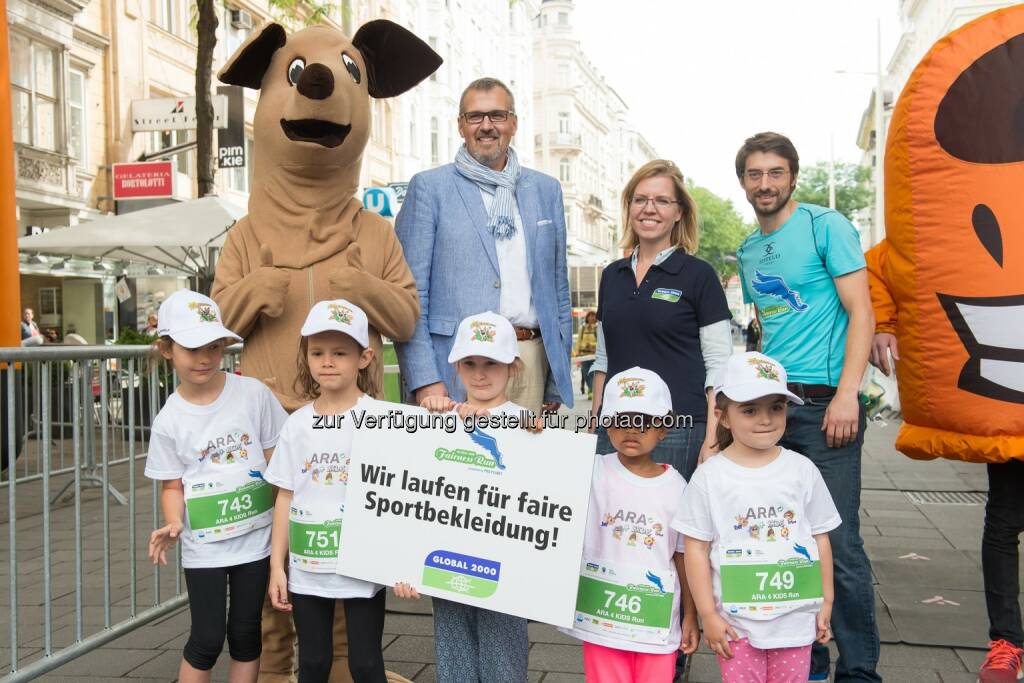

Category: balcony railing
[534, 132, 583, 150]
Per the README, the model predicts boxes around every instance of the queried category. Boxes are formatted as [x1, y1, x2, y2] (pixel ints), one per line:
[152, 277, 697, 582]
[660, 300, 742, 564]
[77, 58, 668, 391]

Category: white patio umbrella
[18, 196, 247, 276]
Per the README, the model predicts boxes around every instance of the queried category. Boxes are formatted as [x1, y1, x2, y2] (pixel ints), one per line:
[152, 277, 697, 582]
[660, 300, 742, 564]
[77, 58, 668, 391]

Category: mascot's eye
[342, 53, 361, 84]
[287, 58, 306, 86]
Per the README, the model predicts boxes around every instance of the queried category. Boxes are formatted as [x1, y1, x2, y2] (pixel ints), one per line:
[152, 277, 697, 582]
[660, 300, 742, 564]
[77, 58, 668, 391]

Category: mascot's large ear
[352, 20, 442, 98]
[218, 23, 287, 89]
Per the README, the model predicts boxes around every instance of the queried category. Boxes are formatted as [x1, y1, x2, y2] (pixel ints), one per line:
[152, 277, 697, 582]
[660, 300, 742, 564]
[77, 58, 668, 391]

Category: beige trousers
[507, 338, 549, 416]
[258, 602, 414, 683]
[257, 602, 353, 683]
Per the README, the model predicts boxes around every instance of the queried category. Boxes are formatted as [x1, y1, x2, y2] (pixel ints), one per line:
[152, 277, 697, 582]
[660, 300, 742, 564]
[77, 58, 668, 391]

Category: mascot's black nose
[296, 63, 334, 100]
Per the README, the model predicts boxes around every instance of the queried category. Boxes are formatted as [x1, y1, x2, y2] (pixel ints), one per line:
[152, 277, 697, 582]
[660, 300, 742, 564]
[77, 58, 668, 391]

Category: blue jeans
[580, 360, 595, 393]
[780, 399, 880, 683]
[595, 421, 706, 482]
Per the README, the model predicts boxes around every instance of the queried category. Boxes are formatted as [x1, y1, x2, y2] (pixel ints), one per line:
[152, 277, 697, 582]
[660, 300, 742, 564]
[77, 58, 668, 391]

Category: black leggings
[291, 589, 387, 683]
[182, 557, 270, 670]
[984, 459, 1024, 646]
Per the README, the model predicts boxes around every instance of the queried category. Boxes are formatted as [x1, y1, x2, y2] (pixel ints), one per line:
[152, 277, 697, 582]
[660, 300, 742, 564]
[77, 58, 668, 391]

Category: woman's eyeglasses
[631, 196, 680, 210]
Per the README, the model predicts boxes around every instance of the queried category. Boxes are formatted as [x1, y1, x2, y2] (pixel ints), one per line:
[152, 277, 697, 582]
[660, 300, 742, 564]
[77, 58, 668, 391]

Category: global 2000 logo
[422, 549, 501, 598]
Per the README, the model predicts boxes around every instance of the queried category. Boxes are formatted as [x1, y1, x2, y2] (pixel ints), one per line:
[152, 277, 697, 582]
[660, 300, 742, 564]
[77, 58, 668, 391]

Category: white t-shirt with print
[672, 448, 841, 649]
[561, 453, 688, 654]
[263, 395, 385, 600]
[144, 373, 288, 569]
[479, 400, 528, 419]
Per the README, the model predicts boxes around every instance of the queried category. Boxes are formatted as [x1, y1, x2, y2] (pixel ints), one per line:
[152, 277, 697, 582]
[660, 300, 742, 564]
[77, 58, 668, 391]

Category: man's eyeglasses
[744, 168, 790, 182]
[631, 195, 680, 210]
[460, 110, 515, 124]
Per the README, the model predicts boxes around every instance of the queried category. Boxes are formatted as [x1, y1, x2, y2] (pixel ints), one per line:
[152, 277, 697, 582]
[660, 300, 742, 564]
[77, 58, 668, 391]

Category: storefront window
[149, 129, 193, 176]
[134, 277, 187, 333]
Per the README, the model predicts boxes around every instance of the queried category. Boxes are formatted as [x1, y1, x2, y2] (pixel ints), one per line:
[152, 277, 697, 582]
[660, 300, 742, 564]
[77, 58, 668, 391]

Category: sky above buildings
[572, 0, 901, 220]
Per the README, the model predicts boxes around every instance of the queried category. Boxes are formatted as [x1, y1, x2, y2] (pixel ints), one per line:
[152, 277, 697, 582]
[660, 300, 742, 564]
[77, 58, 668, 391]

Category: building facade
[856, 0, 1014, 245]
[10, 0, 654, 340]
[531, 0, 656, 309]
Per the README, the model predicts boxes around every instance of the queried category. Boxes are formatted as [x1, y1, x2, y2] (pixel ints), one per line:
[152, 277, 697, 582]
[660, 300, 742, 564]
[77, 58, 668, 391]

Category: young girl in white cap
[674, 351, 839, 683]
[262, 299, 390, 683]
[145, 290, 288, 683]
[394, 310, 536, 683]
[561, 366, 699, 682]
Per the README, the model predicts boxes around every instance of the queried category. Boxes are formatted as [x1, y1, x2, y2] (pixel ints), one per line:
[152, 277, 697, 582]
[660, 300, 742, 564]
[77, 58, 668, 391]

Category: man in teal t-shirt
[734, 132, 878, 683]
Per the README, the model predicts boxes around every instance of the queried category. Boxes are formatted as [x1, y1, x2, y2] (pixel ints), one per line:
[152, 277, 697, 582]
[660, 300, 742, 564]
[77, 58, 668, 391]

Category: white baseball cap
[156, 290, 241, 349]
[300, 299, 369, 348]
[447, 311, 519, 364]
[602, 367, 672, 417]
[714, 352, 804, 405]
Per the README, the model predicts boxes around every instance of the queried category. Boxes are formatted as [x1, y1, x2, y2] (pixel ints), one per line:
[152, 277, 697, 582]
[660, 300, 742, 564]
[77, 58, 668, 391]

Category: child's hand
[523, 412, 543, 432]
[455, 403, 491, 422]
[148, 521, 184, 565]
[703, 613, 739, 659]
[680, 611, 700, 654]
[816, 602, 833, 644]
[268, 568, 291, 612]
[393, 582, 421, 599]
[697, 441, 717, 465]
[420, 395, 456, 413]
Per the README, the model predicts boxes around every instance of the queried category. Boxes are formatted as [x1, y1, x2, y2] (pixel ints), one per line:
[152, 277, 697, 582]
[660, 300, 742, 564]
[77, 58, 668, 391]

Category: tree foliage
[268, 0, 339, 29]
[792, 161, 872, 222]
[690, 183, 753, 282]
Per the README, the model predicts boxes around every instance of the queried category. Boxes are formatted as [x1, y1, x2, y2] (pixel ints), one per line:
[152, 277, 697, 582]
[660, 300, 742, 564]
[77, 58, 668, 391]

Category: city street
[5, 2, 1023, 681]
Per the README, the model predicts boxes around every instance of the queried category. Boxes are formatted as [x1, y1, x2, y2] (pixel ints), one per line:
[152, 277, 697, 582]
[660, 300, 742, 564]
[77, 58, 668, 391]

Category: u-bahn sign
[363, 187, 399, 218]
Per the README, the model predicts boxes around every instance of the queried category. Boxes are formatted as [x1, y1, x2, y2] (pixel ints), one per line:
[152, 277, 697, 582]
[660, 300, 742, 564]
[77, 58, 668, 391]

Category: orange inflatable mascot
[867, 6, 1024, 464]
[867, 7, 1024, 677]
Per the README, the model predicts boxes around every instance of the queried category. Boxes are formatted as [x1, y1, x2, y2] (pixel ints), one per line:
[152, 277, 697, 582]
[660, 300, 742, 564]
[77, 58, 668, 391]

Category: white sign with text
[336, 404, 596, 627]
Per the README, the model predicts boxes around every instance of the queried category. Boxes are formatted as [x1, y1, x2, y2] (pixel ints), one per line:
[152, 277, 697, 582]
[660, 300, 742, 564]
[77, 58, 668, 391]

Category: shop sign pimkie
[112, 161, 175, 200]
[131, 95, 229, 132]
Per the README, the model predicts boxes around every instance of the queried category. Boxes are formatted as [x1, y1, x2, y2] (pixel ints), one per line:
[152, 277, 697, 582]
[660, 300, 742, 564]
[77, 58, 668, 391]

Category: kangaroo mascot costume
[213, 19, 441, 683]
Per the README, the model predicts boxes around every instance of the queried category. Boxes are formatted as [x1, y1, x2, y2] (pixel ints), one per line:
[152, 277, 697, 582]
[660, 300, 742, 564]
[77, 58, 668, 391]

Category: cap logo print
[618, 377, 645, 398]
[470, 321, 496, 342]
[328, 303, 353, 324]
[188, 301, 219, 323]
[748, 357, 780, 381]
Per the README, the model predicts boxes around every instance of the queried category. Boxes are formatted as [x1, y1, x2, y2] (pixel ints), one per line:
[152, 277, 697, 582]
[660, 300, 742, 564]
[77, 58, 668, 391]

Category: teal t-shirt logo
[751, 271, 808, 315]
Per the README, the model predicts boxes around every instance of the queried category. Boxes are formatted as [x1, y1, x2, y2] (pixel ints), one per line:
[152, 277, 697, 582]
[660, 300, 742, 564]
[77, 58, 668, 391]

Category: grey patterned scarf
[454, 144, 522, 240]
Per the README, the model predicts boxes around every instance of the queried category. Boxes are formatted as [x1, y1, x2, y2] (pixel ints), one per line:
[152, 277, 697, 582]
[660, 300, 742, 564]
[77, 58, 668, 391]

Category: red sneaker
[979, 640, 1024, 683]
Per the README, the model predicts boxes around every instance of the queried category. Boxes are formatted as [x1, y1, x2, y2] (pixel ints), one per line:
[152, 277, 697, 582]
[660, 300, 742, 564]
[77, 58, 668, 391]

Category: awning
[17, 196, 246, 275]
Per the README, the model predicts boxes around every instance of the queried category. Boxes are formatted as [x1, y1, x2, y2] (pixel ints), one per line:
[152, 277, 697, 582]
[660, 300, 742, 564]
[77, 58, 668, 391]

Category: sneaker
[808, 671, 830, 682]
[979, 639, 1024, 683]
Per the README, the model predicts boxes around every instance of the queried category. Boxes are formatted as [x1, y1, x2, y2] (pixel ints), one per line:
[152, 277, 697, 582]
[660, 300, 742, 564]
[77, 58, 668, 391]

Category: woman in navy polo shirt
[590, 159, 733, 481]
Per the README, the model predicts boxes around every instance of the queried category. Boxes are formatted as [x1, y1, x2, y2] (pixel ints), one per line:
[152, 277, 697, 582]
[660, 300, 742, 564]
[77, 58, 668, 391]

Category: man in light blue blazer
[395, 77, 573, 416]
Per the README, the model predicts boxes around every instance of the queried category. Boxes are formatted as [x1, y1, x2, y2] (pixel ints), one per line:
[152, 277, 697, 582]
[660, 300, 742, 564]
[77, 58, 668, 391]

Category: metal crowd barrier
[0, 344, 403, 680]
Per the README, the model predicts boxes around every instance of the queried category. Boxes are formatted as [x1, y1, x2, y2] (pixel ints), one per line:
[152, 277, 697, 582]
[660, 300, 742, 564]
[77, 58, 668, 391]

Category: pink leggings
[717, 638, 812, 683]
[582, 641, 677, 683]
